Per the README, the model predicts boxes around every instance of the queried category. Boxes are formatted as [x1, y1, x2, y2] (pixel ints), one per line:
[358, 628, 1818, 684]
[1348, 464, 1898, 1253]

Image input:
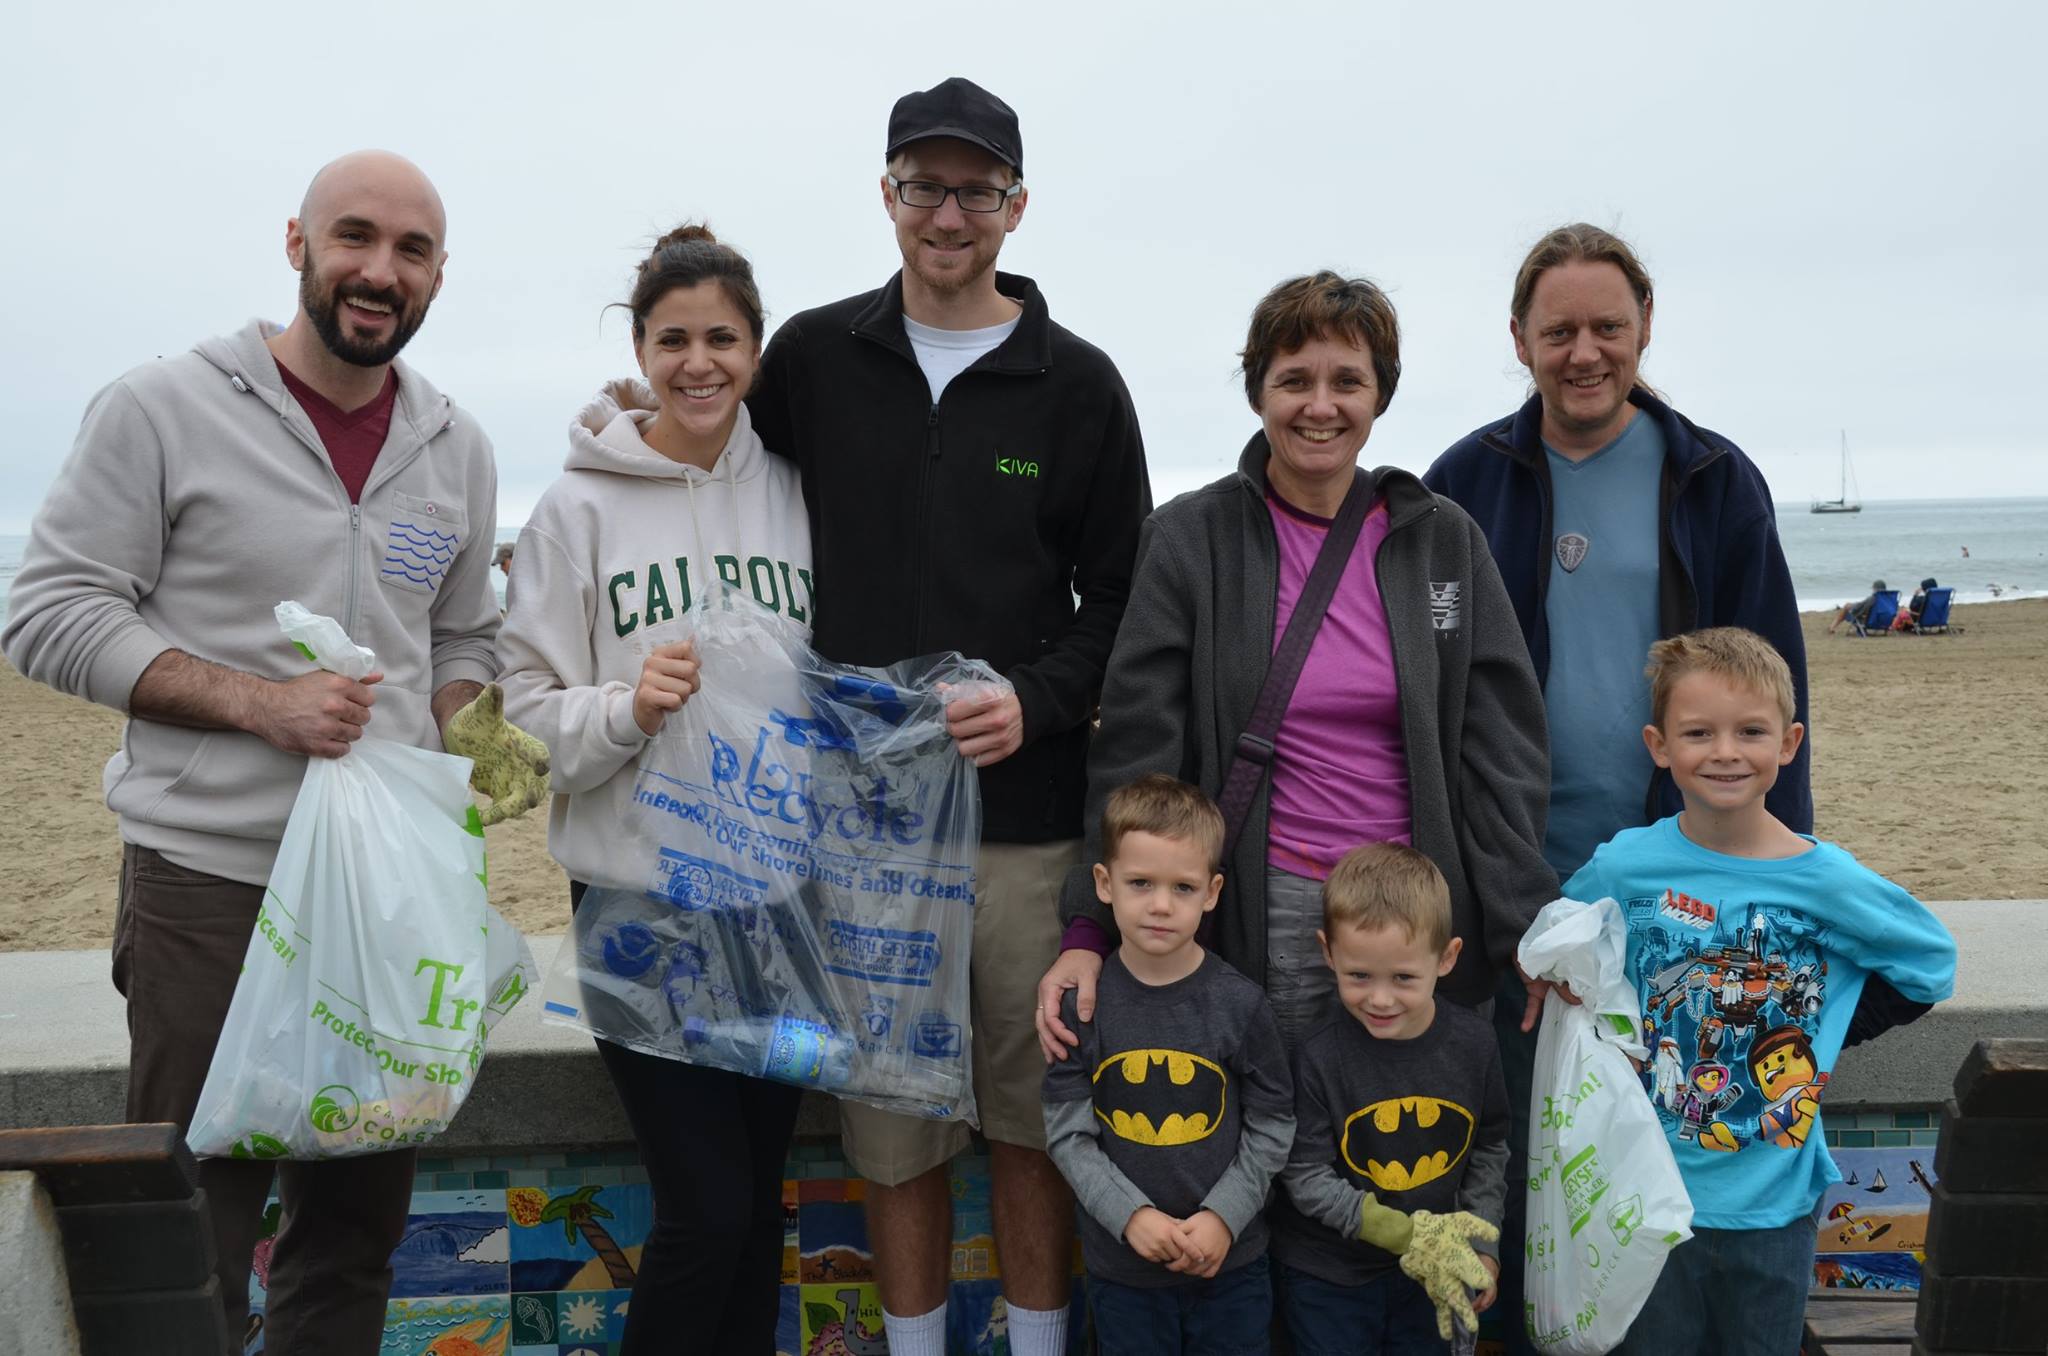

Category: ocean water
[2, 499, 2043, 630]
[1775, 496, 2048, 612]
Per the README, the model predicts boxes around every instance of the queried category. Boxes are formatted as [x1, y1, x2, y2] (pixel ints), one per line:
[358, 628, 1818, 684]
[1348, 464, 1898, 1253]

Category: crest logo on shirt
[1555, 532, 1590, 573]
[1429, 580, 1463, 631]
[994, 456, 1040, 478]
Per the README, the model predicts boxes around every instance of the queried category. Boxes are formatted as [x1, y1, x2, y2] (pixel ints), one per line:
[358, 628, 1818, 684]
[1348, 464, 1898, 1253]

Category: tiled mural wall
[240, 1112, 1941, 1355]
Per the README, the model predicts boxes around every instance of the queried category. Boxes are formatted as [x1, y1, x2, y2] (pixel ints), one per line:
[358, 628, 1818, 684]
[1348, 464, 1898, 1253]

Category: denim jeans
[1280, 1261, 1445, 1355]
[1088, 1258, 1274, 1355]
[1608, 1214, 1819, 1356]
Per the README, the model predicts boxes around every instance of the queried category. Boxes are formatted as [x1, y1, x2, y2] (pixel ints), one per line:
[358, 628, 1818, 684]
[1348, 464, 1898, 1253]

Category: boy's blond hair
[1645, 627, 1797, 727]
[1322, 842, 1452, 953]
[1100, 773, 1225, 872]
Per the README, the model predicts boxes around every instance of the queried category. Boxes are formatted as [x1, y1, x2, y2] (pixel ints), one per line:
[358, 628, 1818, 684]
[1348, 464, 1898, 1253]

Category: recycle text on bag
[539, 588, 994, 1121]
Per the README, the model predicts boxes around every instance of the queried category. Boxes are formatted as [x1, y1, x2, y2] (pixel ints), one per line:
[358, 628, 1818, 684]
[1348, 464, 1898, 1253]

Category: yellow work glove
[442, 683, 551, 826]
[1357, 1192, 1417, 1252]
[1399, 1209, 1500, 1341]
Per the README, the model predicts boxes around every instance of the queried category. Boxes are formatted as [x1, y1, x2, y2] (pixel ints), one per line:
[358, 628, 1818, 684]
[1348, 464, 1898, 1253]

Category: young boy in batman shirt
[1276, 842, 1509, 1354]
[1042, 775, 1293, 1353]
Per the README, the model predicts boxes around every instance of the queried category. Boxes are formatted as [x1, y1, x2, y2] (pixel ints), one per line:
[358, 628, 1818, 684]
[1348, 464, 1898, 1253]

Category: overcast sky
[5, 1, 2043, 533]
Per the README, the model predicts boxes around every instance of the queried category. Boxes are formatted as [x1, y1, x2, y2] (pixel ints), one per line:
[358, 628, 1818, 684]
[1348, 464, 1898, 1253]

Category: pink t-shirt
[1264, 493, 1411, 878]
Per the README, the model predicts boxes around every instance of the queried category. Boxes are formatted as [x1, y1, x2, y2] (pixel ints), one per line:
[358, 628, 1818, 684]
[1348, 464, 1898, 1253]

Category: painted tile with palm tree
[506, 1183, 650, 1292]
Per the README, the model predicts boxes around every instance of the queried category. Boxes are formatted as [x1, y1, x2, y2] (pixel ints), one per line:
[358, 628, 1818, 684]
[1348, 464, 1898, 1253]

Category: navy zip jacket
[748, 271, 1151, 843]
[1426, 389, 1923, 1044]
[1422, 387, 1811, 833]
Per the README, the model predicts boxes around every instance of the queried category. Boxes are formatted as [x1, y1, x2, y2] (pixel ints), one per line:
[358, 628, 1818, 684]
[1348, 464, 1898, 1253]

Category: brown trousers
[114, 844, 417, 1356]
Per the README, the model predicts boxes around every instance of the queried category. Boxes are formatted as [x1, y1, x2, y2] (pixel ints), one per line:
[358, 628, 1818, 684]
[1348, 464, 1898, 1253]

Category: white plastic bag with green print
[1518, 896, 1693, 1354]
[188, 602, 536, 1160]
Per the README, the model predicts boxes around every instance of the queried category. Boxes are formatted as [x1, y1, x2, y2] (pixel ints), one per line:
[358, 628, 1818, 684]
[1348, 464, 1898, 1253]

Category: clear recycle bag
[1518, 897, 1694, 1354]
[188, 603, 536, 1160]
[539, 588, 996, 1122]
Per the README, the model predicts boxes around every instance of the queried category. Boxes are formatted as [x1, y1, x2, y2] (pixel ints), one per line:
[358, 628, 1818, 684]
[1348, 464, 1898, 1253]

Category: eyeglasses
[887, 175, 1023, 213]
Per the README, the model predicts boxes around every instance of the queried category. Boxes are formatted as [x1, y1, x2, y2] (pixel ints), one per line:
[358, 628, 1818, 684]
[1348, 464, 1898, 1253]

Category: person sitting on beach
[1827, 579, 1887, 634]
[1567, 627, 1955, 1355]
[0, 150, 545, 1353]
[1422, 222, 1812, 1347]
[1905, 577, 1938, 623]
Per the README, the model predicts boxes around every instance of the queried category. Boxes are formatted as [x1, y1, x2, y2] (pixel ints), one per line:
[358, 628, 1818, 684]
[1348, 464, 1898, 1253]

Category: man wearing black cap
[750, 76, 1150, 1356]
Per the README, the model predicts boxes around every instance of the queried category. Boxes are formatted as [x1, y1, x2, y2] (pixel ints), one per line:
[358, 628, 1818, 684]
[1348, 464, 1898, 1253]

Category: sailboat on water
[1812, 430, 1862, 514]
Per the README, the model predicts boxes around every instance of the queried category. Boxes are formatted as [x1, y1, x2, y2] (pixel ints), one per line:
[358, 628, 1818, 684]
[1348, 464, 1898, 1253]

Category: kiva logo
[995, 456, 1040, 478]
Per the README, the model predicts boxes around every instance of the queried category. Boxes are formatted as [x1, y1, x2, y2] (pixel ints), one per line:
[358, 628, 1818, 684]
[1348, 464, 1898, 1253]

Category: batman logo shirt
[1041, 952, 1296, 1285]
[1272, 1000, 1512, 1287]
[1340, 1094, 1476, 1192]
[1093, 1048, 1229, 1146]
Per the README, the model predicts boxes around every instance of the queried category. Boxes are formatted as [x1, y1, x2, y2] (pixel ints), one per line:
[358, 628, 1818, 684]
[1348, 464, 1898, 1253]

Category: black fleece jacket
[748, 271, 1151, 843]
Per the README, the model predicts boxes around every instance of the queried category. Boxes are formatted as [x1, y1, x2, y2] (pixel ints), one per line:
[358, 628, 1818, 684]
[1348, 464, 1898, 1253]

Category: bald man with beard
[4, 150, 544, 1355]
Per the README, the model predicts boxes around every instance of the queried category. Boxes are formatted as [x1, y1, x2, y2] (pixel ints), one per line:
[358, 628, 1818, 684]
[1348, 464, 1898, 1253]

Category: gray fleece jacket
[2, 320, 501, 885]
[1059, 436, 1556, 1004]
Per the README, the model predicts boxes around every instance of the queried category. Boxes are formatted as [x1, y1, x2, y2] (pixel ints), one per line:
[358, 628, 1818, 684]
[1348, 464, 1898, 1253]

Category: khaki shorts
[838, 837, 1080, 1186]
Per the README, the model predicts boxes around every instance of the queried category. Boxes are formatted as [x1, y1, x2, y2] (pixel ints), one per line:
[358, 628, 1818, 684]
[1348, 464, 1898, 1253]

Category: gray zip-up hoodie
[1059, 435, 1556, 1005]
[2, 320, 501, 886]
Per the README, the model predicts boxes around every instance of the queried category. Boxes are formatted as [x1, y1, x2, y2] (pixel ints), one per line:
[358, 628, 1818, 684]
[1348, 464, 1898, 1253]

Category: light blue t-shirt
[1564, 817, 1956, 1228]
[1542, 411, 1666, 878]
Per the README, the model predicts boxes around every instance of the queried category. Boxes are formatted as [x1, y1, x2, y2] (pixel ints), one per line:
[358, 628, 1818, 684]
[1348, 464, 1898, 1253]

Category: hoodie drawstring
[681, 443, 747, 605]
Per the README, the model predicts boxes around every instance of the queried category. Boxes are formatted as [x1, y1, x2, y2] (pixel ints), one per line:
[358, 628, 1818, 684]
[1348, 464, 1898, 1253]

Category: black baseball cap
[886, 78, 1023, 177]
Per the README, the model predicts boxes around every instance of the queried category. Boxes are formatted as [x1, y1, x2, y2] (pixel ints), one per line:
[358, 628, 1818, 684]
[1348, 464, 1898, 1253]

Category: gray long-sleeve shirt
[1276, 998, 1510, 1286]
[1042, 951, 1294, 1287]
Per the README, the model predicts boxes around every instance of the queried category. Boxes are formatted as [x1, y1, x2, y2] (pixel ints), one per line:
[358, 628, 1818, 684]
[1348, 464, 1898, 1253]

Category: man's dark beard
[300, 256, 428, 367]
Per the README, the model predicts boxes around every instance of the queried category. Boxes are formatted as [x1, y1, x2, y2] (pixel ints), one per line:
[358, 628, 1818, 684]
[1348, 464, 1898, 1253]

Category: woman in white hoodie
[498, 224, 811, 1353]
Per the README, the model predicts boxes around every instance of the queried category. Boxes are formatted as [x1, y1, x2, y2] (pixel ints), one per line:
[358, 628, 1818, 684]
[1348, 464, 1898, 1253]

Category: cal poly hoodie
[496, 379, 812, 887]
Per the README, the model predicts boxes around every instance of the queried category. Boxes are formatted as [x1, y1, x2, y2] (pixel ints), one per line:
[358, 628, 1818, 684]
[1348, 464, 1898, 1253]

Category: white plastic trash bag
[188, 603, 536, 1160]
[1518, 897, 1693, 1354]
[539, 587, 994, 1122]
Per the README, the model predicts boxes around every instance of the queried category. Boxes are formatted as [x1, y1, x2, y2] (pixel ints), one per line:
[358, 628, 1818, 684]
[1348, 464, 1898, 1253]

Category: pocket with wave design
[378, 493, 465, 596]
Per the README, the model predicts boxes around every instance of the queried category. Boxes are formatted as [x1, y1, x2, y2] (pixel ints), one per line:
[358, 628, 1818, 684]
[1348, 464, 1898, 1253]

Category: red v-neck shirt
[275, 361, 399, 505]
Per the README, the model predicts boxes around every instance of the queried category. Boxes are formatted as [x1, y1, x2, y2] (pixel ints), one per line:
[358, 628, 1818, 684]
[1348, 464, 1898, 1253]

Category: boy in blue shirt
[1566, 628, 1956, 1355]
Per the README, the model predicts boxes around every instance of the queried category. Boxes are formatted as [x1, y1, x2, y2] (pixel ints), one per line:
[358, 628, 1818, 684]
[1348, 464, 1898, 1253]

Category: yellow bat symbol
[1092, 1048, 1228, 1147]
[1340, 1095, 1476, 1192]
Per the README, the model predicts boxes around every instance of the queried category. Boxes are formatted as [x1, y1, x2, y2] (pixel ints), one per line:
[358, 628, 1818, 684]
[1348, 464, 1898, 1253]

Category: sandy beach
[3, 598, 2044, 952]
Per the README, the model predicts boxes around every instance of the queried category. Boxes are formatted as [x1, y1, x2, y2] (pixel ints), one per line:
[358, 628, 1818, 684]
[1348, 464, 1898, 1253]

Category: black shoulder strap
[1216, 470, 1374, 864]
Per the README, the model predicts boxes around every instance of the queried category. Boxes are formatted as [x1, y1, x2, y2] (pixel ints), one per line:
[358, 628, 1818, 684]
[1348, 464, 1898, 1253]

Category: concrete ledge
[0, 902, 2037, 1149]
[0, 937, 839, 1152]
[0, 1172, 81, 1355]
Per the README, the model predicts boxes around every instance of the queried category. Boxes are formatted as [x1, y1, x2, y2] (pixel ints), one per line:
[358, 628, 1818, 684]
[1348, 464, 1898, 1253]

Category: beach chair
[1911, 587, 1956, 634]
[1851, 590, 1900, 636]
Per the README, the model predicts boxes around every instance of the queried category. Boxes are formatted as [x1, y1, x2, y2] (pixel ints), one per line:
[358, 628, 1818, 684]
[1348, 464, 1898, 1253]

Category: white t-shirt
[902, 313, 1021, 402]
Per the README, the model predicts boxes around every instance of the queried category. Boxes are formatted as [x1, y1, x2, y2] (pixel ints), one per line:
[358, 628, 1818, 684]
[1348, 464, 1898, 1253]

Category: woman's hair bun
[622, 220, 765, 343]
[653, 222, 718, 252]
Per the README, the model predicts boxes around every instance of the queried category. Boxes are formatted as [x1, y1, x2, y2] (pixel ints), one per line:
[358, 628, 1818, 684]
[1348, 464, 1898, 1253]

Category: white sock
[881, 1301, 947, 1356]
[1004, 1298, 1070, 1356]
